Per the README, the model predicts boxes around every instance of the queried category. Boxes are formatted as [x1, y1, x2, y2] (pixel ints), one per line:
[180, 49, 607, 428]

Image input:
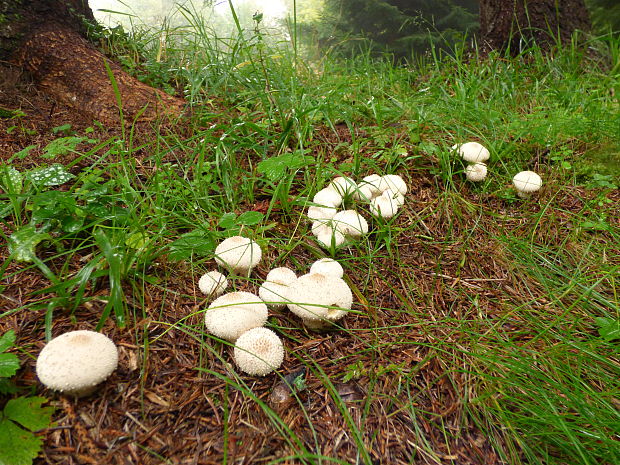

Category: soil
[1, 64, 619, 465]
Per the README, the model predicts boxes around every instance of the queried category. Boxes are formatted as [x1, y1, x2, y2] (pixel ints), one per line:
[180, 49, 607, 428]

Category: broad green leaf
[27, 165, 74, 187]
[218, 212, 237, 229]
[257, 152, 314, 181]
[237, 211, 264, 226]
[0, 418, 43, 465]
[0, 330, 16, 352]
[4, 397, 54, 432]
[42, 136, 83, 159]
[595, 317, 620, 341]
[7, 226, 51, 262]
[168, 230, 215, 261]
[12, 145, 36, 161]
[0, 353, 19, 379]
[0, 167, 23, 194]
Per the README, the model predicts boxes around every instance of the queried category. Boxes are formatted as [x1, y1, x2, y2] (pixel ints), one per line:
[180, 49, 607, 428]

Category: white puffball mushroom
[310, 258, 344, 279]
[259, 267, 297, 309]
[512, 170, 543, 198]
[353, 174, 382, 201]
[452, 142, 490, 163]
[287, 273, 353, 324]
[36, 330, 118, 397]
[214, 236, 262, 276]
[332, 210, 369, 238]
[465, 162, 488, 182]
[234, 327, 284, 376]
[313, 188, 343, 208]
[311, 220, 332, 237]
[205, 292, 268, 342]
[370, 195, 399, 219]
[316, 226, 346, 249]
[377, 174, 407, 196]
[198, 271, 229, 297]
[382, 188, 405, 207]
[328, 176, 358, 197]
[307, 205, 337, 222]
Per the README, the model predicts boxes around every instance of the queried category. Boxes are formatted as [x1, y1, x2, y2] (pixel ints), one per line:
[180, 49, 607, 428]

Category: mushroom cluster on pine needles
[308, 174, 408, 248]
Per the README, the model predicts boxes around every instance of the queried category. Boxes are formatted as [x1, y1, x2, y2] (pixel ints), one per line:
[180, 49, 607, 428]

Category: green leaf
[595, 317, 620, 341]
[4, 397, 54, 432]
[257, 152, 314, 181]
[0, 418, 43, 465]
[51, 124, 72, 134]
[237, 211, 264, 226]
[0, 330, 16, 352]
[218, 212, 237, 229]
[0, 353, 19, 379]
[12, 145, 36, 161]
[41, 136, 83, 159]
[7, 226, 51, 262]
[168, 230, 215, 261]
[27, 165, 74, 187]
[0, 167, 23, 195]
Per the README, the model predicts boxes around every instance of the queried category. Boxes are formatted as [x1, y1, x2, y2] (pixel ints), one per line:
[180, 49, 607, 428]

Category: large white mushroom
[198, 271, 229, 297]
[370, 193, 400, 219]
[287, 273, 353, 326]
[328, 176, 358, 197]
[332, 210, 369, 238]
[233, 327, 284, 376]
[512, 170, 543, 198]
[214, 236, 262, 276]
[316, 226, 346, 249]
[307, 205, 337, 222]
[259, 267, 297, 309]
[452, 142, 490, 163]
[36, 330, 118, 397]
[309, 258, 344, 279]
[465, 163, 488, 182]
[313, 188, 343, 208]
[354, 174, 382, 202]
[205, 292, 268, 342]
[377, 174, 407, 196]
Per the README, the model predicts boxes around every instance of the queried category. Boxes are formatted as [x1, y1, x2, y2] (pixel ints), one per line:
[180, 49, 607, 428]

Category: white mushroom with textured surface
[354, 174, 382, 201]
[313, 188, 343, 208]
[36, 330, 118, 397]
[307, 205, 337, 222]
[287, 273, 353, 325]
[234, 327, 284, 376]
[465, 163, 488, 182]
[316, 226, 346, 249]
[310, 258, 344, 278]
[370, 194, 399, 219]
[512, 170, 542, 198]
[452, 142, 490, 163]
[198, 271, 228, 297]
[259, 267, 297, 309]
[205, 292, 268, 342]
[328, 176, 358, 197]
[377, 174, 407, 196]
[332, 210, 369, 238]
[214, 236, 262, 276]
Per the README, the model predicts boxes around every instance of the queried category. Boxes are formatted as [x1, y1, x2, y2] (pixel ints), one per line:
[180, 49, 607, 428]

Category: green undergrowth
[1, 10, 619, 465]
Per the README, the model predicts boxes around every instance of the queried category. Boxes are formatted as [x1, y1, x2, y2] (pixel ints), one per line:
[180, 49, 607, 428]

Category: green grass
[1, 8, 619, 465]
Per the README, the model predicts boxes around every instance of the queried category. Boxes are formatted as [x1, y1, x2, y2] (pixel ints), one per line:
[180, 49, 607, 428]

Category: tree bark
[479, 0, 591, 53]
[1, 0, 184, 123]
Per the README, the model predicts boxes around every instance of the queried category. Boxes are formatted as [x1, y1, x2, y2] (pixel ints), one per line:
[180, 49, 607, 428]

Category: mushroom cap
[512, 171, 542, 194]
[311, 219, 332, 237]
[453, 142, 490, 163]
[313, 188, 343, 208]
[328, 176, 358, 196]
[234, 327, 284, 376]
[465, 162, 488, 182]
[198, 271, 229, 297]
[377, 174, 407, 196]
[205, 292, 268, 342]
[353, 174, 382, 201]
[381, 188, 405, 206]
[370, 195, 399, 218]
[332, 210, 369, 238]
[287, 273, 353, 322]
[307, 205, 337, 222]
[316, 226, 346, 248]
[310, 258, 344, 278]
[214, 236, 262, 274]
[259, 267, 297, 309]
[36, 330, 118, 396]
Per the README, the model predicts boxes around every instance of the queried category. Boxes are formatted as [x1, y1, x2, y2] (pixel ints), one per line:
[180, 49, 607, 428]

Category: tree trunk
[0, 0, 184, 123]
[479, 0, 591, 53]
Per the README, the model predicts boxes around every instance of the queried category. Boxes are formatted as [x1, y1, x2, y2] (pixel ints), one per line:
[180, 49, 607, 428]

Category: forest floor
[1, 31, 619, 465]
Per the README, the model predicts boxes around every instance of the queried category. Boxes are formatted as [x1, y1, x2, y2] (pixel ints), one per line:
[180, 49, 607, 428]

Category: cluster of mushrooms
[199, 235, 353, 376]
[308, 174, 408, 248]
[452, 142, 543, 197]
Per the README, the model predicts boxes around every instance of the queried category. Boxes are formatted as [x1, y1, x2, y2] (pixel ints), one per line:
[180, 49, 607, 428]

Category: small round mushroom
[512, 170, 542, 198]
[353, 174, 382, 201]
[198, 271, 229, 297]
[382, 188, 405, 207]
[307, 205, 337, 222]
[328, 176, 358, 197]
[205, 292, 268, 342]
[452, 142, 490, 163]
[377, 174, 407, 196]
[316, 226, 346, 249]
[287, 273, 353, 325]
[214, 236, 262, 276]
[36, 330, 118, 397]
[370, 194, 399, 219]
[332, 210, 369, 238]
[259, 267, 297, 309]
[309, 258, 344, 278]
[234, 327, 284, 376]
[313, 188, 343, 208]
[465, 162, 488, 182]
